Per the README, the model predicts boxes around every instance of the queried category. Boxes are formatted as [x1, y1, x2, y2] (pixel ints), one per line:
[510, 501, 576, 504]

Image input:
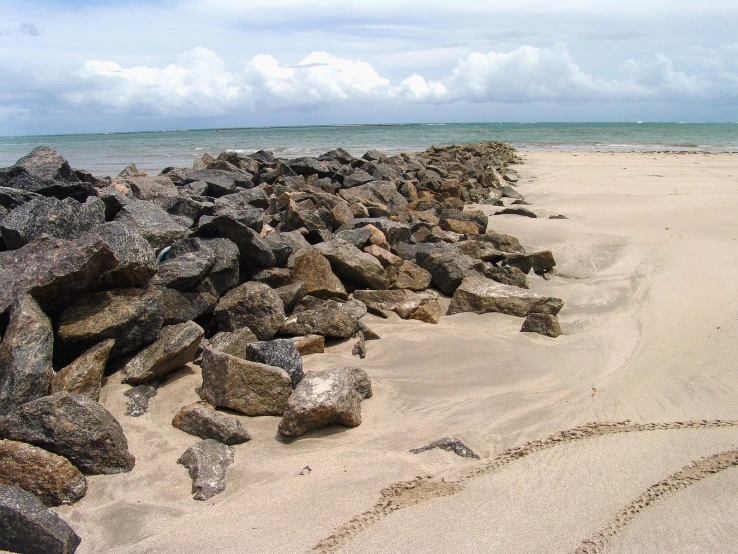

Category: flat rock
[291, 250, 347, 300]
[520, 313, 562, 338]
[0, 484, 82, 554]
[290, 335, 325, 355]
[196, 215, 275, 270]
[410, 437, 480, 459]
[314, 239, 390, 290]
[114, 200, 188, 250]
[177, 439, 234, 501]
[278, 367, 372, 437]
[0, 439, 87, 507]
[51, 339, 115, 401]
[419, 250, 482, 296]
[246, 339, 303, 387]
[278, 298, 363, 339]
[392, 260, 432, 291]
[208, 328, 258, 359]
[0, 392, 135, 474]
[172, 401, 251, 445]
[90, 222, 157, 287]
[214, 282, 285, 340]
[124, 385, 158, 417]
[494, 206, 537, 218]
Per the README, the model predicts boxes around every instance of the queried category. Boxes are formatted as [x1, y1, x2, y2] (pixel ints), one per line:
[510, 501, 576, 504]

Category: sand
[54, 151, 738, 553]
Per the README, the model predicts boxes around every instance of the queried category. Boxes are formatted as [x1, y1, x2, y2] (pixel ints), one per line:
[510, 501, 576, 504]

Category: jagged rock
[124, 385, 158, 417]
[208, 328, 258, 359]
[392, 260, 432, 291]
[520, 313, 562, 338]
[455, 240, 506, 264]
[501, 252, 534, 274]
[125, 175, 178, 201]
[353, 218, 413, 245]
[123, 321, 204, 385]
[0, 235, 118, 315]
[0, 393, 135, 474]
[480, 230, 524, 253]
[314, 239, 390, 289]
[0, 296, 54, 416]
[352, 331, 366, 359]
[208, 197, 263, 228]
[0, 484, 82, 553]
[341, 169, 376, 188]
[291, 250, 347, 300]
[200, 348, 292, 416]
[97, 185, 131, 219]
[0, 145, 91, 200]
[0, 197, 105, 250]
[276, 281, 307, 313]
[283, 199, 327, 232]
[246, 339, 303, 387]
[157, 288, 216, 326]
[419, 250, 482, 296]
[410, 437, 480, 459]
[500, 185, 523, 200]
[214, 282, 285, 340]
[334, 227, 372, 248]
[482, 265, 529, 288]
[278, 367, 372, 437]
[0, 440, 87, 507]
[90, 222, 157, 287]
[279, 298, 363, 339]
[406, 297, 444, 324]
[291, 334, 325, 355]
[0, 186, 42, 211]
[352, 289, 421, 318]
[494, 206, 537, 218]
[363, 244, 403, 284]
[57, 287, 164, 361]
[263, 231, 311, 267]
[114, 200, 188, 250]
[172, 402, 251, 445]
[529, 250, 556, 275]
[196, 215, 275, 269]
[177, 439, 234, 501]
[192, 237, 240, 295]
[51, 339, 115, 401]
[151, 239, 216, 290]
[251, 267, 292, 288]
[447, 274, 564, 317]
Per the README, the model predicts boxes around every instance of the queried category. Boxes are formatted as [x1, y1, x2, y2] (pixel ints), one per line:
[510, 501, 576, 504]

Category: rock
[341, 169, 376, 188]
[439, 218, 478, 235]
[0, 484, 82, 554]
[172, 402, 251, 445]
[0, 145, 91, 200]
[246, 339, 303, 387]
[279, 298, 363, 339]
[124, 175, 178, 201]
[263, 231, 311, 268]
[0, 235, 119, 315]
[96, 186, 130, 219]
[500, 185, 524, 200]
[529, 250, 556, 275]
[501, 253, 534, 274]
[352, 331, 366, 359]
[123, 321, 203, 385]
[200, 348, 292, 416]
[291, 250, 347, 300]
[150, 239, 216, 291]
[520, 313, 562, 338]
[419, 250, 482, 296]
[455, 240, 506, 264]
[334, 227, 372, 249]
[0, 440, 87, 507]
[549, 214, 569, 220]
[0, 393, 135, 474]
[251, 267, 292, 288]
[0, 197, 105, 250]
[480, 230, 524, 253]
[276, 281, 307, 313]
[90, 222, 157, 287]
[278, 367, 372, 437]
[0, 296, 54, 416]
[314, 239, 390, 289]
[447, 274, 564, 317]
[392, 260, 432, 291]
[124, 385, 158, 417]
[57, 287, 164, 361]
[193, 237, 240, 295]
[177, 439, 234, 501]
[156, 288, 216, 326]
[114, 200, 188, 250]
[208, 328, 258, 359]
[291, 334, 325, 355]
[410, 437, 480, 459]
[51, 339, 115, 401]
[0, 186, 42, 211]
[214, 282, 285, 340]
[196, 215, 275, 270]
[482, 265, 529, 288]
[494, 207, 537, 218]
[352, 289, 421, 318]
[406, 297, 444, 324]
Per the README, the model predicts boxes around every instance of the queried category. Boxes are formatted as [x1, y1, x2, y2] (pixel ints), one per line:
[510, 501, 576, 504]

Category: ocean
[1, 122, 736, 178]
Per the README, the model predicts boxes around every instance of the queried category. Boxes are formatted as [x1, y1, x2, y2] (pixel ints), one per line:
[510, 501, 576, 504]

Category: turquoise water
[1, 122, 736, 177]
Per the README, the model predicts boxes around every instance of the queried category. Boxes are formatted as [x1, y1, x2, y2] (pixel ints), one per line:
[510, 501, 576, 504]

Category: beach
[45, 150, 738, 553]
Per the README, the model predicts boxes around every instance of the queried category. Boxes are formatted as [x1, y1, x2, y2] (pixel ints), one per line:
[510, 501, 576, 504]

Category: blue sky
[2, 0, 737, 135]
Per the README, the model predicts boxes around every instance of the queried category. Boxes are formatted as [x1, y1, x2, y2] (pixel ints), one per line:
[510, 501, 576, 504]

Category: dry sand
[55, 151, 738, 553]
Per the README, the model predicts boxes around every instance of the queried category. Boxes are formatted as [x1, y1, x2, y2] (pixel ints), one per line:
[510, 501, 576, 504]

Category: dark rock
[314, 239, 390, 289]
[151, 240, 216, 291]
[246, 339, 303, 387]
[89, 222, 157, 288]
[500, 185, 523, 200]
[392, 260, 432, 291]
[114, 200, 188, 250]
[0, 392, 135, 474]
[341, 169, 376, 188]
[124, 385, 158, 417]
[193, 237, 240, 295]
[263, 231, 311, 268]
[455, 240, 505, 264]
[0, 146, 92, 200]
[480, 230, 524, 253]
[125, 175, 178, 201]
[549, 214, 569, 220]
[0, 186, 42, 211]
[410, 437, 480, 459]
[276, 281, 307, 313]
[283, 199, 327, 232]
[184, 169, 252, 197]
[208, 197, 264, 229]
[520, 313, 562, 338]
[172, 401, 251, 445]
[334, 227, 372, 249]
[419, 250, 482, 296]
[352, 331, 366, 359]
[502, 253, 534, 275]
[529, 250, 556, 275]
[214, 282, 285, 340]
[279, 298, 363, 339]
[177, 439, 234, 501]
[156, 288, 217, 326]
[51, 339, 115, 401]
[251, 267, 292, 288]
[278, 367, 372, 437]
[481, 265, 529, 288]
[291, 250, 347, 300]
[196, 215, 274, 269]
[95, 186, 130, 220]
[0, 484, 81, 553]
[494, 207, 537, 218]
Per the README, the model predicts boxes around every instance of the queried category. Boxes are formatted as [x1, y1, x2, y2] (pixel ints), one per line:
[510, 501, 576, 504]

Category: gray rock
[156, 288, 217, 326]
[185, 169, 251, 197]
[246, 339, 303, 387]
[520, 313, 562, 338]
[0, 145, 91, 200]
[151, 239, 216, 290]
[278, 367, 372, 437]
[114, 200, 188, 250]
[96, 186, 131, 220]
[263, 231, 311, 268]
[480, 230, 525, 253]
[494, 207, 537, 218]
[500, 185, 524, 200]
[529, 250, 556, 275]
[193, 237, 240, 295]
[419, 250, 482, 296]
[196, 215, 275, 269]
[172, 402, 251, 445]
[124, 175, 178, 201]
[177, 439, 234, 501]
[481, 265, 529, 289]
[124, 385, 158, 417]
[251, 267, 292, 288]
[341, 169, 376, 188]
[0, 296, 54, 416]
[334, 227, 372, 248]
[314, 238, 390, 289]
[0, 484, 82, 553]
[51, 339, 115, 401]
[208, 328, 258, 359]
[90, 222, 158, 287]
[276, 281, 307, 313]
[291, 250, 347, 300]
[0, 186, 42, 211]
[455, 240, 506, 264]
[279, 298, 363, 339]
[214, 282, 285, 340]
[0, 393, 135, 474]
[410, 437, 480, 459]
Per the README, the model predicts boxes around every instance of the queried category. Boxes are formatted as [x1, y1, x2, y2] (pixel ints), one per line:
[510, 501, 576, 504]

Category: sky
[1, 0, 737, 135]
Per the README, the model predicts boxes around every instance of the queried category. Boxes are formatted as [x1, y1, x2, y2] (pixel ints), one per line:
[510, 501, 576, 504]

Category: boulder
[290, 335, 325, 355]
[352, 289, 421, 317]
[207, 328, 258, 359]
[419, 250, 482, 296]
[157, 288, 217, 326]
[177, 439, 234, 501]
[278, 367, 373, 437]
[214, 282, 285, 340]
[334, 227, 372, 249]
[124, 175, 178, 201]
[251, 267, 292, 288]
[90, 222, 157, 287]
[0, 296, 54, 416]
[51, 339, 115, 401]
[0, 484, 81, 554]
[246, 339, 303, 387]
[0, 186, 42, 211]
[455, 240, 506, 264]
[263, 231, 311, 267]
[447, 274, 564, 317]
[124, 385, 157, 417]
[196, 215, 275, 270]
[193, 237, 240, 295]
[520, 313, 562, 338]
[314, 239, 390, 289]
[500, 185, 524, 200]
[291, 250, 347, 300]
[151, 240, 216, 291]
[114, 200, 188, 250]
[184, 169, 251, 197]
[0, 393, 135, 474]
[0, 145, 91, 200]
[480, 230, 524, 253]
[494, 207, 537, 218]
[0, 440, 87, 507]
[172, 402, 251, 445]
[529, 250, 556, 275]
[482, 265, 529, 289]
[123, 321, 204, 385]
[279, 298, 363, 339]
[392, 260, 432, 291]
[276, 281, 307, 313]
[200, 348, 292, 416]
[406, 297, 444, 324]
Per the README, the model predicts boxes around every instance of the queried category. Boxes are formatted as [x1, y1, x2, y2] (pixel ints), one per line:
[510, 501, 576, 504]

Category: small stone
[124, 385, 158, 417]
[172, 402, 251, 446]
[352, 331, 366, 359]
[520, 313, 562, 338]
[410, 437, 480, 459]
[494, 207, 537, 218]
[177, 439, 234, 501]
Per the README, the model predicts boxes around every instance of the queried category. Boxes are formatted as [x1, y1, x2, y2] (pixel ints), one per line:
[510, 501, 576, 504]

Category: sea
[1, 122, 736, 178]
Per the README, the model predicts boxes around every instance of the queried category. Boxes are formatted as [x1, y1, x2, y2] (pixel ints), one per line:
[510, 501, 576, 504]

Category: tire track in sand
[311, 419, 738, 553]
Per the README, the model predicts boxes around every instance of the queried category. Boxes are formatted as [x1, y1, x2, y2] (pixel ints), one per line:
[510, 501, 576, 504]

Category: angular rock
[279, 298, 363, 339]
[114, 200, 188, 250]
[447, 274, 564, 317]
[419, 250, 482, 296]
[123, 321, 204, 385]
[334, 227, 372, 249]
[276, 281, 307, 313]
[290, 334, 325, 355]
[194, 237, 240, 295]
[151, 240, 216, 290]
[263, 231, 311, 267]
[410, 437, 480, 459]
[200, 348, 292, 416]
[0, 296, 54, 416]
[455, 240, 506, 264]
[172, 401, 251, 445]
[494, 207, 537, 218]
[214, 282, 285, 340]
[352, 289, 421, 318]
[482, 265, 529, 288]
[51, 339, 115, 401]
[0, 393, 135, 474]
[278, 367, 373, 437]
[480, 230, 524, 253]
[314, 239, 390, 289]
[246, 339, 303, 387]
[0, 145, 91, 200]
[529, 250, 556, 275]
[392, 260, 432, 291]
[0, 186, 42, 211]
[406, 297, 444, 324]
[124, 385, 158, 417]
[177, 439, 234, 501]
[291, 250, 347, 300]
[90, 222, 157, 287]
[0, 484, 82, 554]
[500, 185, 524, 200]
[208, 328, 258, 359]
[157, 288, 216, 326]
[520, 313, 562, 338]
[125, 175, 178, 201]
[251, 267, 292, 288]
[196, 215, 274, 269]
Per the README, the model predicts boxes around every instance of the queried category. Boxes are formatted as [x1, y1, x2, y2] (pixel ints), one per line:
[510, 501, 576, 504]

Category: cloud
[0, 21, 41, 37]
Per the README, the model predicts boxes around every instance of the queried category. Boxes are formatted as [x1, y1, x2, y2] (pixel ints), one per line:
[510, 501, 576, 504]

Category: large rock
[392, 260, 432, 291]
[352, 289, 421, 317]
[0, 484, 81, 554]
[0, 393, 135, 474]
[480, 230, 524, 253]
[123, 321, 204, 385]
[482, 265, 529, 288]
[0, 235, 119, 315]
[278, 367, 372, 437]
[0, 197, 105, 250]
[194, 237, 241, 296]
[51, 339, 115, 401]
[0, 145, 91, 200]
[124, 175, 178, 201]
[214, 282, 285, 340]
[314, 239, 390, 289]
[151, 239, 216, 291]
[0, 186, 42, 212]
[246, 339, 303, 387]
[0, 296, 54, 416]
[447, 274, 564, 317]
[196, 215, 275, 270]
[279, 298, 363, 339]
[172, 402, 251, 445]
[157, 288, 217, 326]
[291, 250, 347, 300]
[90, 222, 157, 287]
[207, 328, 258, 359]
[419, 250, 482, 296]
[263, 231, 311, 268]
[114, 200, 188, 250]
[200, 348, 292, 416]
[520, 313, 562, 338]
[177, 439, 234, 501]
[0, 440, 87, 507]
[57, 287, 164, 361]
[290, 334, 325, 355]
